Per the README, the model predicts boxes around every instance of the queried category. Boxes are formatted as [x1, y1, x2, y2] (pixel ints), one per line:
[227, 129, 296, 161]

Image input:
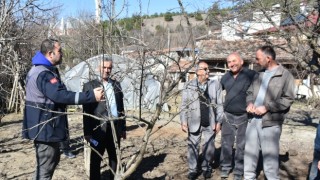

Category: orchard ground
[0, 102, 317, 180]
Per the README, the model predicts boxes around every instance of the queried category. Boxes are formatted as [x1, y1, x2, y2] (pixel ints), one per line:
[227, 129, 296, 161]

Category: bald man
[220, 53, 256, 180]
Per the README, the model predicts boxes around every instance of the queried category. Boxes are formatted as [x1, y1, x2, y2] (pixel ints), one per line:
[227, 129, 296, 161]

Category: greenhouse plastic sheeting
[63, 54, 163, 110]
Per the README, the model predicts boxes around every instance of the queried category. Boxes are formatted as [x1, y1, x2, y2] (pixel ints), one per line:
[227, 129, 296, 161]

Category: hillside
[142, 14, 208, 33]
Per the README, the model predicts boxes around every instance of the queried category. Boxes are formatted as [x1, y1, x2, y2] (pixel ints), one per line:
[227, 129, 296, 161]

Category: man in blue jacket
[22, 38, 104, 180]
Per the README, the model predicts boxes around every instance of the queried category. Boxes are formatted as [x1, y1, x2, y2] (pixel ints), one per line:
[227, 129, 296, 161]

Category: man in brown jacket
[244, 46, 295, 180]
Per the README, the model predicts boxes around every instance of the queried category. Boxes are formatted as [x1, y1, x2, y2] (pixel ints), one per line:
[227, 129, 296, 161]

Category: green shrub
[164, 13, 173, 21]
[195, 13, 203, 21]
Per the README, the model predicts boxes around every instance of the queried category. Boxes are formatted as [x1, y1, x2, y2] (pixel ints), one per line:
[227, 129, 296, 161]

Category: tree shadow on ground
[0, 134, 21, 145]
[126, 123, 146, 131]
[68, 121, 147, 155]
[3, 170, 34, 180]
[279, 152, 297, 180]
[127, 153, 167, 180]
[0, 132, 25, 153]
[0, 118, 22, 127]
[286, 110, 319, 127]
[253, 151, 298, 180]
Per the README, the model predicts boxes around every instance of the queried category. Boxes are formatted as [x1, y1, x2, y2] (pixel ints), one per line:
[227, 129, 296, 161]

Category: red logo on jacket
[50, 77, 58, 84]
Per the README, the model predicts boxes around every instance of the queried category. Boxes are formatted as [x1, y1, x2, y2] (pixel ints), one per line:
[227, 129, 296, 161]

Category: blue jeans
[309, 124, 320, 180]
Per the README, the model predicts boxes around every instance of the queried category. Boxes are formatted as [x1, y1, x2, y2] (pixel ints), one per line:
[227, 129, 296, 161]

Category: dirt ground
[0, 103, 318, 180]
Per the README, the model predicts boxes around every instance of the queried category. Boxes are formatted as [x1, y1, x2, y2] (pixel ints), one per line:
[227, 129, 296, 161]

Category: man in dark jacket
[83, 58, 126, 180]
[22, 38, 104, 180]
[220, 52, 256, 180]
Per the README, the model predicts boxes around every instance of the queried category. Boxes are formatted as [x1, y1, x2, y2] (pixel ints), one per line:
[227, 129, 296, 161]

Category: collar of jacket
[227, 67, 249, 76]
[260, 64, 285, 77]
[97, 77, 114, 84]
[34, 64, 59, 75]
[187, 78, 211, 89]
[32, 51, 53, 66]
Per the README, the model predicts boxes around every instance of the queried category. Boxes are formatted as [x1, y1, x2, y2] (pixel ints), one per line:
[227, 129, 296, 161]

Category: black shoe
[203, 170, 212, 179]
[63, 151, 76, 158]
[188, 172, 198, 180]
[220, 170, 229, 178]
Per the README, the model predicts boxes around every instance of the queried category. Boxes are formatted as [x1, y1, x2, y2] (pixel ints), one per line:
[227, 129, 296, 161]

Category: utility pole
[95, 0, 102, 24]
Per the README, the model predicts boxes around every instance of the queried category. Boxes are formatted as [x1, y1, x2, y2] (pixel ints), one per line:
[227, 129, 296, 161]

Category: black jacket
[83, 79, 125, 139]
[221, 68, 256, 114]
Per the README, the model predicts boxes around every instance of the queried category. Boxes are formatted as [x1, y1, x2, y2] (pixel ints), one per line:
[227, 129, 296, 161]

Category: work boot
[188, 172, 198, 180]
[203, 169, 212, 179]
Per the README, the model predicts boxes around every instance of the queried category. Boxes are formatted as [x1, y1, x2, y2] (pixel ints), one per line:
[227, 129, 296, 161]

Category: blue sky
[56, 0, 230, 19]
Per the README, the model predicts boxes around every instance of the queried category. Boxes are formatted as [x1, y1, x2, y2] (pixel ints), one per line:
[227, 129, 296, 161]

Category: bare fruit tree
[57, 0, 199, 179]
[1, 0, 319, 179]
[0, 0, 60, 119]
[222, 0, 319, 95]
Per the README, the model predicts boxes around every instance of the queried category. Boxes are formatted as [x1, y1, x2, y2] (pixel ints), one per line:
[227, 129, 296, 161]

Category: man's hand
[255, 106, 267, 116]
[246, 103, 255, 114]
[181, 122, 188, 133]
[214, 123, 221, 134]
[93, 87, 104, 101]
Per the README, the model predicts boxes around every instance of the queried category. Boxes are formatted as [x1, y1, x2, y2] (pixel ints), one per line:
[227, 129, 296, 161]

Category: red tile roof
[197, 39, 296, 63]
[168, 59, 196, 73]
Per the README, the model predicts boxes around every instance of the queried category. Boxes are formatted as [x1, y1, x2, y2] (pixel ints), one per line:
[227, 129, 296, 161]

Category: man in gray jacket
[180, 61, 224, 180]
[244, 46, 295, 179]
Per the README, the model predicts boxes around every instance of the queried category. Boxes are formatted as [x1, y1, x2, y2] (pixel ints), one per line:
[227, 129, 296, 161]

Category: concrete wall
[296, 84, 320, 99]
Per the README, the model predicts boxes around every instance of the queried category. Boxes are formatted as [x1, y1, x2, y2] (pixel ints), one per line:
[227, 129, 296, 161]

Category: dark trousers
[220, 112, 247, 175]
[59, 140, 71, 151]
[34, 141, 60, 180]
[90, 124, 120, 180]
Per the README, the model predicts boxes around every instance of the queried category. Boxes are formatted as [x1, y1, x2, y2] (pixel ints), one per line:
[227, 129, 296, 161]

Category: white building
[221, 4, 281, 41]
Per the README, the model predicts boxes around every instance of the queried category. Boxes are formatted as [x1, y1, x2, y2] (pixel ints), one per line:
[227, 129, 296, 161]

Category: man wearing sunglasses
[180, 61, 224, 179]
